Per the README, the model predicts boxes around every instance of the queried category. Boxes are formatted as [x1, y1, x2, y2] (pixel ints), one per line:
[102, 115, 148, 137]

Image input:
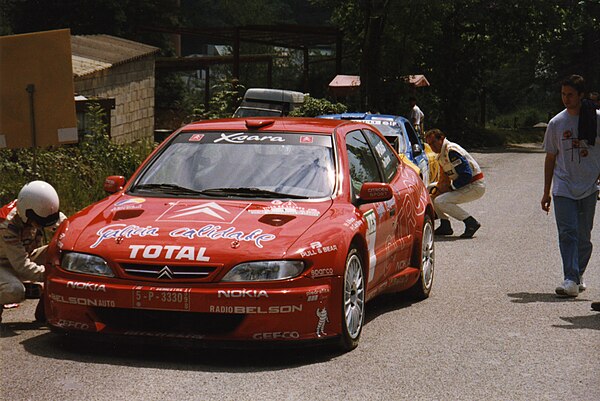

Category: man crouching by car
[0, 181, 66, 325]
[425, 129, 486, 238]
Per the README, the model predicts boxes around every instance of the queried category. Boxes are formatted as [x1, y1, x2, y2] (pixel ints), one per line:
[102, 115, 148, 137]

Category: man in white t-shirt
[541, 74, 600, 298]
[409, 97, 424, 136]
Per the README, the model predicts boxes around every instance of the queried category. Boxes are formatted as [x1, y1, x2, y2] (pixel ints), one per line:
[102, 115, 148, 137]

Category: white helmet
[17, 181, 60, 227]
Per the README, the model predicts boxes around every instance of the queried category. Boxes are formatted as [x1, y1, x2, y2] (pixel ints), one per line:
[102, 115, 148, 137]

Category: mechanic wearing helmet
[0, 181, 66, 324]
[425, 129, 485, 238]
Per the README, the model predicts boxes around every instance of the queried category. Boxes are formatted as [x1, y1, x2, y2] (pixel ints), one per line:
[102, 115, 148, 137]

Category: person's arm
[0, 226, 45, 282]
[541, 152, 556, 212]
[448, 150, 473, 189]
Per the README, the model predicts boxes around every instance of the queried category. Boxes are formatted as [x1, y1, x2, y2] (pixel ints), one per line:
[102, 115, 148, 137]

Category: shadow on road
[553, 314, 600, 331]
[13, 293, 421, 371]
[434, 236, 475, 242]
[364, 292, 417, 325]
[0, 321, 47, 338]
[19, 331, 341, 371]
[507, 292, 591, 304]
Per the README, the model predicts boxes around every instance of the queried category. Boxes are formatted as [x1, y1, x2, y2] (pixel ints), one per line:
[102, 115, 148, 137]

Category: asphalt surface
[1, 148, 599, 401]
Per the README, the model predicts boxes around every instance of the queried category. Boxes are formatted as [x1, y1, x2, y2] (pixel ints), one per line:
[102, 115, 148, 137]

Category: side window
[404, 122, 422, 147]
[363, 129, 399, 182]
[346, 130, 382, 196]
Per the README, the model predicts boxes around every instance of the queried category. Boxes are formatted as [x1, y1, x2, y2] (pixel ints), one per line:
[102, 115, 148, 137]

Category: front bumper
[45, 274, 341, 343]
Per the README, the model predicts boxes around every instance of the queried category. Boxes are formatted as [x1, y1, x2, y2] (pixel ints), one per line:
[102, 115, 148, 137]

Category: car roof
[180, 117, 366, 135]
[317, 113, 410, 125]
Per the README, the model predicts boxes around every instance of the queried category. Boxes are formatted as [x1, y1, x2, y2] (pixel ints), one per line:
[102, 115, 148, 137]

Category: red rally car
[44, 117, 435, 351]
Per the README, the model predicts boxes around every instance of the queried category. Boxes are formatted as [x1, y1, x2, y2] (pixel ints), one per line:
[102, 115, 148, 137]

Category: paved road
[1, 149, 599, 401]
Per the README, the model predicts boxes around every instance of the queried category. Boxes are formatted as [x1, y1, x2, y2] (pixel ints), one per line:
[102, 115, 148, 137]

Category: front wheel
[338, 247, 365, 352]
[407, 214, 435, 300]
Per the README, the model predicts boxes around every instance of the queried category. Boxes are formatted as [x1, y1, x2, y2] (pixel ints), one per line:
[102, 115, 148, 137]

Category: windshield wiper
[199, 187, 308, 199]
[132, 183, 205, 195]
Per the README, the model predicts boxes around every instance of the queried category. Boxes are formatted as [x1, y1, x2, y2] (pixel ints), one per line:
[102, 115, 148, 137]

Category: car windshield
[132, 131, 335, 199]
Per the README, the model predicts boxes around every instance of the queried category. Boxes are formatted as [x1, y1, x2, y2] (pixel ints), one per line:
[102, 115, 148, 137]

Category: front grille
[94, 307, 245, 334]
[120, 263, 216, 281]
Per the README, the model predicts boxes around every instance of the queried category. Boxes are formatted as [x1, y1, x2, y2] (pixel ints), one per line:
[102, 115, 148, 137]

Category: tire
[338, 247, 365, 352]
[407, 214, 435, 300]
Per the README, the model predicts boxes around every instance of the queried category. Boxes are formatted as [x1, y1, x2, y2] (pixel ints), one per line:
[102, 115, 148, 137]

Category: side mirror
[358, 182, 393, 205]
[104, 175, 125, 194]
[412, 143, 423, 156]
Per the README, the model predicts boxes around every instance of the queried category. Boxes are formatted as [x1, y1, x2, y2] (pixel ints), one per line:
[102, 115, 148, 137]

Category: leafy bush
[0, 103, 155, 216]
[489, 107, 549, 129]
[289, 96, 348, 117]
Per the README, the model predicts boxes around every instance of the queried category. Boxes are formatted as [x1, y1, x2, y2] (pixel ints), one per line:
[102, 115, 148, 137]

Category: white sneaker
[555, 279, 579, 297]
[579, 281, 587, 292]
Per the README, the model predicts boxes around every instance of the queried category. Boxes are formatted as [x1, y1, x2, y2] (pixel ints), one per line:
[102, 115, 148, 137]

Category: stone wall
[74, 56, 155, 143]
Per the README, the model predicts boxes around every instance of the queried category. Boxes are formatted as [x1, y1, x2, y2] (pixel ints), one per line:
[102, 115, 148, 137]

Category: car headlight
[221, 261, 304, 282]
[61, 252, 114, 277]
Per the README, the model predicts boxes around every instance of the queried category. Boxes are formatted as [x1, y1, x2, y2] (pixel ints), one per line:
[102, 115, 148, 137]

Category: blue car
[318, 113, 431, 186]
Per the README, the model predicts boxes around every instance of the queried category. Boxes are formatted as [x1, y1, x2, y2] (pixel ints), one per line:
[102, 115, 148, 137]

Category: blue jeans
[553, 192, 597, 284]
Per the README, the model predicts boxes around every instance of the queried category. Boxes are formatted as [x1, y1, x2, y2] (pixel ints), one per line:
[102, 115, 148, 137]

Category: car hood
[61, 196, 333, 262]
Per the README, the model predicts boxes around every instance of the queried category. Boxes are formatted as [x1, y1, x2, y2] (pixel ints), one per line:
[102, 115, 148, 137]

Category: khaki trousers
[0, 245, 47, 304]
[433, 180, 486, 221]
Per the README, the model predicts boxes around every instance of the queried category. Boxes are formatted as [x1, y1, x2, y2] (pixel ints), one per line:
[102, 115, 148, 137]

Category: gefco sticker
[248, 200, 320, 217]
[253, 331, 300, 339]
[301, 241, 338, 257]
[213, 132, 285, 144]
[55, 319, 90, 331]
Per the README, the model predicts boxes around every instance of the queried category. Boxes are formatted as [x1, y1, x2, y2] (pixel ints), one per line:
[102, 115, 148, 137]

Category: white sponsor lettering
[66, 281, 107, 292]
[301, 243, 338, 258]
[49, 293, 116, 307]
[169, 225, 275, 248]
[253, 331, 300, 339]
[217, 289, 268, 298]
[306, 287, 330, 301]
[208, 305, 303, 314]
[91, 224, 159, 248]
[214, 132, 285, 144]
[364, 209, 377, 282]
[128, 245, 210, 261]
[124, 331, 205, 340]
[310, 268, 334, 278]
[248, 201, 320, 217]
[56, 319, 90, 330]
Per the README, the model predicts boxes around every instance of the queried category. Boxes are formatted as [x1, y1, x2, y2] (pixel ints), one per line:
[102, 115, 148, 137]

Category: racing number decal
[364, 209, 377, 282]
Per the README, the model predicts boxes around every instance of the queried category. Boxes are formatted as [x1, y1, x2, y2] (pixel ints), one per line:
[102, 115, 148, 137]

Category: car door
[345, 129, 397, 289]
[361, 128, 416, 279]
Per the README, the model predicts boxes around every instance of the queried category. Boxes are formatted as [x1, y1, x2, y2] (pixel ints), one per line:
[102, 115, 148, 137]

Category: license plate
[133, 286, 191, 311]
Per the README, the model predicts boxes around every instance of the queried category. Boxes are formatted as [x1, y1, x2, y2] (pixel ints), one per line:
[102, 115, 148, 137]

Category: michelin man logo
[316, 308, 329, 337]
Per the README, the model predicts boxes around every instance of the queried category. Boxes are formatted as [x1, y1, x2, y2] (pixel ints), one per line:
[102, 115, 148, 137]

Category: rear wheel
[338, 247, 365, 352]
[407, 214, 434, 300]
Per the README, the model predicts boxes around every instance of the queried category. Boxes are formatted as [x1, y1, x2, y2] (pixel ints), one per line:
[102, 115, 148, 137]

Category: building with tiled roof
[72, 35, 159, 143]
